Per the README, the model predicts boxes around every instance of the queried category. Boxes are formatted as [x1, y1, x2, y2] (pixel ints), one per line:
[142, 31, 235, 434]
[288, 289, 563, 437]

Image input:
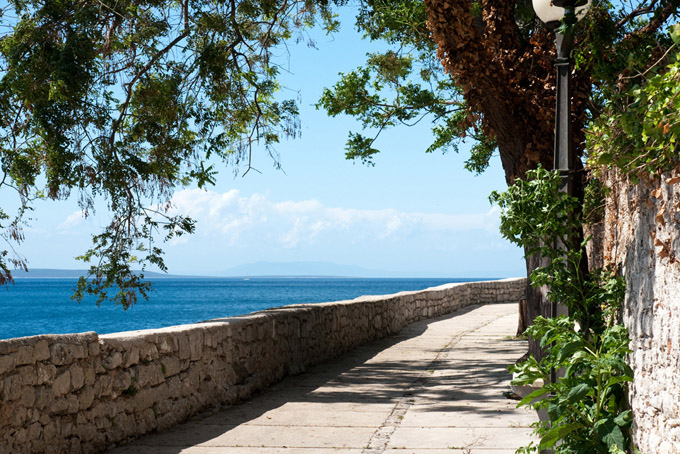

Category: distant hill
[221, 261, 388, 278]
[10, 262, 464, 279]
[10, 269, 175, 279]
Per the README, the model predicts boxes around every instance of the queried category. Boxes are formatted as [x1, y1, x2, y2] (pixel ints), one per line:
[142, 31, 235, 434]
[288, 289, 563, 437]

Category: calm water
[0, 277, 482, 340]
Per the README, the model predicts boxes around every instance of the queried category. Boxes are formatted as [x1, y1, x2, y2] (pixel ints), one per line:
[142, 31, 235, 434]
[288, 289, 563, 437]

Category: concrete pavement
[108, 302, 537, 454]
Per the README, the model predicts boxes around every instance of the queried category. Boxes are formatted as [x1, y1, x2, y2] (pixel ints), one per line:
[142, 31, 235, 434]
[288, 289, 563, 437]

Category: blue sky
[4, 7, 525, 278]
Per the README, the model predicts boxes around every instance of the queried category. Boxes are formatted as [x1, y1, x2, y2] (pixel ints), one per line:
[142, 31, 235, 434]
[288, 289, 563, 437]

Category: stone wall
[0, 278, 525, 454]
[601, 169, 680, 453]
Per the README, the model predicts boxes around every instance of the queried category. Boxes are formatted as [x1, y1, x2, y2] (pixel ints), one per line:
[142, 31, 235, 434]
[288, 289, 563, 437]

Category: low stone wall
[0, 278, 525, 454]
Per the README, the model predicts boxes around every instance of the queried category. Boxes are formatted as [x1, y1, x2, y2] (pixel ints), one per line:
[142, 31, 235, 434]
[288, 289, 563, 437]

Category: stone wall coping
[0, 331, 99, 351]
[99, 278, 513, 339]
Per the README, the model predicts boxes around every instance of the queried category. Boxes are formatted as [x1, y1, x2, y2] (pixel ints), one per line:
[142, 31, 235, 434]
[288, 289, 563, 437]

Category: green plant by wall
[490, 167, 633, 453]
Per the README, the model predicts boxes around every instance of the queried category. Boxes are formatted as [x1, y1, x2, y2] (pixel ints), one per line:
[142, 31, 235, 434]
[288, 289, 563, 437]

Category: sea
[0, 277, 484, 340]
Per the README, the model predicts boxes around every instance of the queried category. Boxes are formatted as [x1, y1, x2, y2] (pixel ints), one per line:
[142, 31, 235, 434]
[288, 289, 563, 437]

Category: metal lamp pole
[532, 0, 590, 386]
[552, 16, 576, 198]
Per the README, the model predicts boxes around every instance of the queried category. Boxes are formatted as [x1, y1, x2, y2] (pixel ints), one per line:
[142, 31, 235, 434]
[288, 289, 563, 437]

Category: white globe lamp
[532, 0, 592, 26]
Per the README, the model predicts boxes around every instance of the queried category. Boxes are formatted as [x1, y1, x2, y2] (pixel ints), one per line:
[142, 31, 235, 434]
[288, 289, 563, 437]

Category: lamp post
[532, 0, 591, 196]
[532, 0, 591, 386]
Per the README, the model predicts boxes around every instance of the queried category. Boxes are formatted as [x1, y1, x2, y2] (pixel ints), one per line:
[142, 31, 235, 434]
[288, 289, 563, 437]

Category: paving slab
[386, 427, 535, 450]
[107, 302, 538, 454]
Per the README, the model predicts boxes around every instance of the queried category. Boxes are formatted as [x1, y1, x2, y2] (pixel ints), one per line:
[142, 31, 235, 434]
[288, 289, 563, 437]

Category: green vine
[588, 36, 680, 181]
[490, 167, 633, 453]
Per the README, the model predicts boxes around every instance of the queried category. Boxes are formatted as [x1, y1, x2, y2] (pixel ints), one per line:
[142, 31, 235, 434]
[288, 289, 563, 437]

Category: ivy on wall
[588, 27, 680, 181]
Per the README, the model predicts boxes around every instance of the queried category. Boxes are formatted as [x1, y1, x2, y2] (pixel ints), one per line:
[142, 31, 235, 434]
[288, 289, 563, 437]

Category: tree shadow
[106, 304, 527, 453]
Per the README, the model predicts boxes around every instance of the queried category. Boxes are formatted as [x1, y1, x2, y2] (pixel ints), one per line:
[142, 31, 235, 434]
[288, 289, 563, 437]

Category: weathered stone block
[14, 345, 35, 366]
[2, 373, 24, 401]
[124, 346, 140, 367]
[43, 420, 58, 441]
[78, 387, 95, 411]
[52, 370, 71, 396]
[178, 335, 190, 360]
[166, 376, 182, 397]
[110, 370, 132, 396]
[36, 363, 56, 385]
[137, 363, 164, 388]
[83, 364, 95, 386]
[16, 365, 38, 386]
[161, 357, 181, 378]
[20, 386, 35, 407]
[49, 397, 69, 414]
[188, 332, 203, 361]
[103, 351, 123, 370]
[49, 343, 71, 366]
[70, 364, 85, 390]
[132, 388, 156, 412]
[139, 343, 159, 361]
[0, 354, 16, 375]
[89, 342, 100, 357]
[158, 336, 175, 354]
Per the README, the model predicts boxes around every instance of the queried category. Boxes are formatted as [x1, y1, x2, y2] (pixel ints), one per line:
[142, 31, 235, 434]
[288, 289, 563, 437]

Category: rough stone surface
[0, 278, 525, 454]
[601, 169, 680, 453]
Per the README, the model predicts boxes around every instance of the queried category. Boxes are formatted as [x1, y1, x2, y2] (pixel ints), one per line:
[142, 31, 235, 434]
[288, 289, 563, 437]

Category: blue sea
[0, 277, 481, 340]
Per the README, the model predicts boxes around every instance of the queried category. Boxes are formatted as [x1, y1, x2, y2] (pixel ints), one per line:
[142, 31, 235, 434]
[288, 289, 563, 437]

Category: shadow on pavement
[108, 304, 526, 453]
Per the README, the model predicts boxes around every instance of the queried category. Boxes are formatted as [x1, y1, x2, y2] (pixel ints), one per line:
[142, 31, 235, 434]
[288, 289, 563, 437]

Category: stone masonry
[601, 170, 680, 453]
[0, 278, 526, 454]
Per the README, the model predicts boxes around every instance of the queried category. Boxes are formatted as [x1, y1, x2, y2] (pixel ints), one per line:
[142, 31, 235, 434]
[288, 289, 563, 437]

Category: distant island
[11, 261, 486, 279]
[221, 261, 386, 278]
[10, 269, 178, 279]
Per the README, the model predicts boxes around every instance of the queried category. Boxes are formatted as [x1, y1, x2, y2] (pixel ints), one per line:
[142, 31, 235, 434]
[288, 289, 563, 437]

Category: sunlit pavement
[108, 302, 537, 454]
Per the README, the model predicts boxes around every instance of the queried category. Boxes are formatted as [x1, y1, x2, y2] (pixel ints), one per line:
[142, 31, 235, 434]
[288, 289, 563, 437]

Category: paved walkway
[109, 303, 537, 454]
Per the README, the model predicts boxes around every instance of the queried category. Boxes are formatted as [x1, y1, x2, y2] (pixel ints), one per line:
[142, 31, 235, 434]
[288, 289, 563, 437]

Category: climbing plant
[490, 167, 634, 453]
[588, 28, 680, 181]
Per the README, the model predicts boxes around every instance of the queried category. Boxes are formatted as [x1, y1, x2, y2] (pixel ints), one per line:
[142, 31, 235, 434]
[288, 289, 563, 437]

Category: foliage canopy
[0, 0, 345, 307]
[320, 0, 680, 184]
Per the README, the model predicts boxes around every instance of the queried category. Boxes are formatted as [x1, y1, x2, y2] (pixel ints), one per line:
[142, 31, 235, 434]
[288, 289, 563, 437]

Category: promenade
[108, 302, 537, 454]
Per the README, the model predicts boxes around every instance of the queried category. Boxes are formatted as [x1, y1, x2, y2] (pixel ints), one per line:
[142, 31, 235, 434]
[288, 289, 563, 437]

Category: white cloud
[166, 188, 502, 249]
[58, 210, 87, 231]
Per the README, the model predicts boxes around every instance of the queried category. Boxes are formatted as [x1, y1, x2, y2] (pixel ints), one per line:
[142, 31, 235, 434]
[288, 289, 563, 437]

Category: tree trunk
[525, 248, 553, 361]
[517, 298, 528, 337]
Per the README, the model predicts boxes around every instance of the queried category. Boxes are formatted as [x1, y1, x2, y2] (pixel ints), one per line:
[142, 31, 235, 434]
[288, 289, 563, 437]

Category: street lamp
[532, 0, 591, 196]
[532, 0, 591, 388]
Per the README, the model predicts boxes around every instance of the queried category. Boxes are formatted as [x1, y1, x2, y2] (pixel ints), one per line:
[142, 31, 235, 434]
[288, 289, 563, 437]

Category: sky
[2, 7, 525, 279]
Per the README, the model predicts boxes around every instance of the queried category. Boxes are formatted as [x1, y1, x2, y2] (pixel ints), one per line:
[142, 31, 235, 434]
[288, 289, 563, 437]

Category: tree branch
[615, 0, 658, 29]
[108, 0, 191, 149]
[621, 0, 676, 42]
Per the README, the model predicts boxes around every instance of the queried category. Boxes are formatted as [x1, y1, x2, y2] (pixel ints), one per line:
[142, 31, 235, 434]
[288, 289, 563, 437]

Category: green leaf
[557, 340, 589, 363]
[539, 422, 580, 449]
[595, 418, 625, 449]
[517, 386, 551, 407]
[670, 24, 680, 46]
[613, 410, 633, 427]
[566, 382, 591, 404]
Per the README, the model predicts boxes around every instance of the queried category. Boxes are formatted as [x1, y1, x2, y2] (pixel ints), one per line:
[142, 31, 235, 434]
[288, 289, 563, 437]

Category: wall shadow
[107, 304, 524, 453]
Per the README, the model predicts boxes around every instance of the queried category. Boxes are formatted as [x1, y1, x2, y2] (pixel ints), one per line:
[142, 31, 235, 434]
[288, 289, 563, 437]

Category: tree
[0, 0, 345, 307]
[318, 0, 679, 357]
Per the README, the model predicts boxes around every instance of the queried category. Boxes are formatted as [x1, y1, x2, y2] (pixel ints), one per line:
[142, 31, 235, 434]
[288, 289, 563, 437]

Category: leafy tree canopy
[317, 0, 497, 174]
[0, 0, 345, 307]
[320, 0, 680, 183]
